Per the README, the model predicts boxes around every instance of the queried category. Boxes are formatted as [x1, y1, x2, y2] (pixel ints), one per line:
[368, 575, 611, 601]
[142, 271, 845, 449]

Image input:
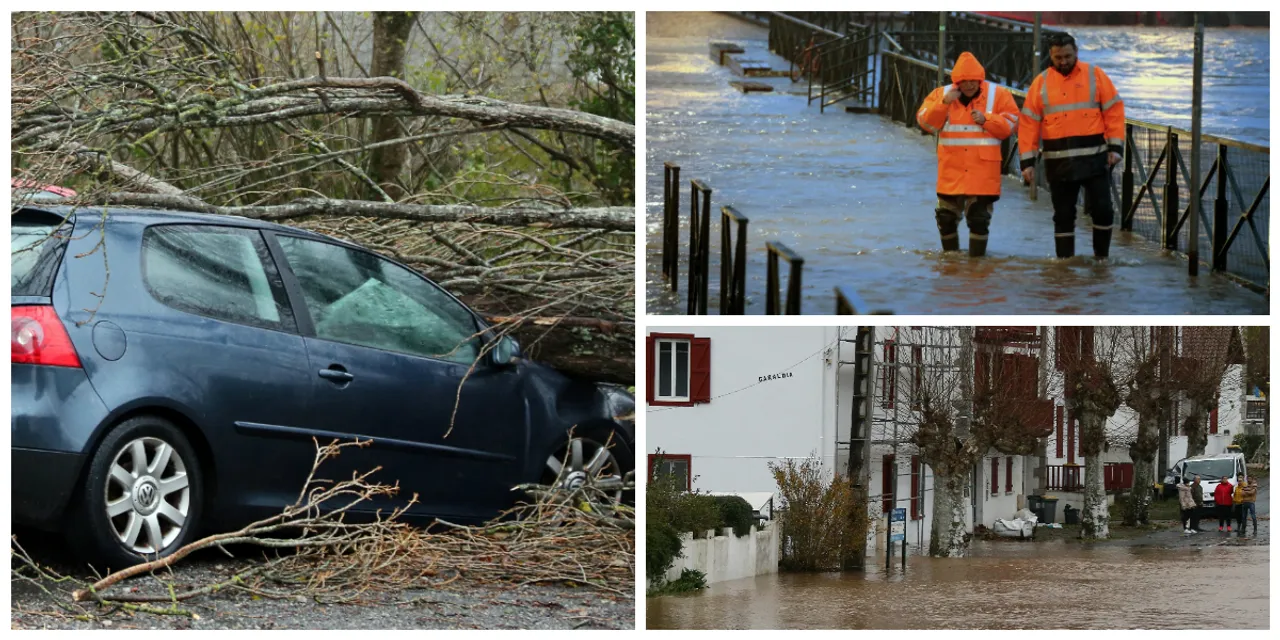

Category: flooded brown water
[647, 542, 1269, 629]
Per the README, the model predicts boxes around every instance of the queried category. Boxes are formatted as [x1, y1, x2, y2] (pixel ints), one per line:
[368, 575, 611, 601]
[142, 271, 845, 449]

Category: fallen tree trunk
[62, 193, 634, 232]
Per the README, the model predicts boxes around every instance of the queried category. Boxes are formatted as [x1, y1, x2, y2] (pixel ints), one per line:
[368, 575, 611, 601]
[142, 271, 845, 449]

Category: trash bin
[1026, 495, 1045, 523]
[1063, 504, 1079, 525]
[1041, 496, 1060, 524]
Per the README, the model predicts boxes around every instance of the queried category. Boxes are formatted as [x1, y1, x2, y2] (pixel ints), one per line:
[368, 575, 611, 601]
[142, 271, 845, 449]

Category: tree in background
[12, 11, 636, 382]
[881, 327, 1052, 557]
[1116, 327, 1172, 526]
[1174, 327, 1243, 457]
[1055, 327, 1124, 540]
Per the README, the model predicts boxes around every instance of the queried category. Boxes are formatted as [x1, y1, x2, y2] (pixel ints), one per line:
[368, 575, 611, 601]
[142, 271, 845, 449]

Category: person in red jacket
[916, 52, 1020, 257]
[1018, 33, 1125, 259]
[1212, 476, 1234, 532]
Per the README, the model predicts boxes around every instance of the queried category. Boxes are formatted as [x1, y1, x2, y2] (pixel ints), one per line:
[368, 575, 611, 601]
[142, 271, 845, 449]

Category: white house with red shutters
[645, 326, 1049, 554]
[645, 326, 846, 499]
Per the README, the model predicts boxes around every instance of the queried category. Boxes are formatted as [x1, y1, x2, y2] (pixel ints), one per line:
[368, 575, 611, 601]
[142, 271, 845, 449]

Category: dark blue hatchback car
[11, 204, 634, 570]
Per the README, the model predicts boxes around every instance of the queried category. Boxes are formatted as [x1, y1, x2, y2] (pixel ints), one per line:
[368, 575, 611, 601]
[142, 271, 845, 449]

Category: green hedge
[711, 495, 756, 538]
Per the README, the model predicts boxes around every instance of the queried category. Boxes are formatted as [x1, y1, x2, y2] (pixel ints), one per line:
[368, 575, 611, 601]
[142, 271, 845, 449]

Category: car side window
[142, 225, 294, 331]
[275, 235, 481, 364]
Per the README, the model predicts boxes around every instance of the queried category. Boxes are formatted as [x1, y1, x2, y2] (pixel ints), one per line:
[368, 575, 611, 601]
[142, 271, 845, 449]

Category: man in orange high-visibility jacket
[917, 52, 1020, 257]
[1019, 33, 1125, 259]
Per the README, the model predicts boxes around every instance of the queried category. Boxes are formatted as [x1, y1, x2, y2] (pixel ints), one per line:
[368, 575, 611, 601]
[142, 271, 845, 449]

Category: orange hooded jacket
[916, 52, 1020, 196]
[1018, 60, 1125, 183]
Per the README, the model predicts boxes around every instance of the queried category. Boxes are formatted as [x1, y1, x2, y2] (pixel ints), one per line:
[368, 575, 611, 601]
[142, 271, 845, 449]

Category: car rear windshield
[1183, 459, 1234, 480]
[11, 212, 71, 297]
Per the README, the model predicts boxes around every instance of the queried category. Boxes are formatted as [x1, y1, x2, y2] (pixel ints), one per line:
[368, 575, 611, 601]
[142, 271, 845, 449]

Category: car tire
[66, 415, 204, 572]
[540, 428, 635, 506]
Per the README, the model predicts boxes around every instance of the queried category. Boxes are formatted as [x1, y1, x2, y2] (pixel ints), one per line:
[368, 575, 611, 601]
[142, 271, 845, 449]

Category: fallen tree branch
[71, 193, 634, 232]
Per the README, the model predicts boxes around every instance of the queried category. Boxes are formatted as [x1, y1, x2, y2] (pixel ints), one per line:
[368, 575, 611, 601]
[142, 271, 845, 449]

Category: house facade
[645, 326, 845, 496]
[646, 325, 1248, 555]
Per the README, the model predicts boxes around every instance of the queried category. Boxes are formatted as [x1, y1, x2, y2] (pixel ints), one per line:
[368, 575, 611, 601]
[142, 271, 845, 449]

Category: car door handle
[318, 367, 354, 383]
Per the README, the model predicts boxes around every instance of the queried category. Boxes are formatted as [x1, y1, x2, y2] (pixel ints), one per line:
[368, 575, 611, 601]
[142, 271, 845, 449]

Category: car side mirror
[489, 335, 520, 367]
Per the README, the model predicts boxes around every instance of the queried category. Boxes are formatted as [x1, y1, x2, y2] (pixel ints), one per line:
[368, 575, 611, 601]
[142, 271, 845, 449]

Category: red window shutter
[991, 458, 999, 493]
[1056, 327, 1080, 370]
[645, 336, 656, 404]
[1068, 415, 1076, 464]
[882, 340, 897, 409]
[910, 456, 921, 520]
[1006, 457, 1013, 493]
[975, 350, 991, 397]
[1209, 407, 1219, 434]
[1055, 406, 1064, 458]
[690, 337, 711, 404]
[912, 345, 923, 404]
[882, 455, 894, 513]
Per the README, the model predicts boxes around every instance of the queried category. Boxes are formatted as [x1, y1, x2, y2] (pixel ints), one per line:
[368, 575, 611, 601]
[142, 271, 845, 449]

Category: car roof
[1183, 453, 1244, 462]
[13, 204, 357, 249]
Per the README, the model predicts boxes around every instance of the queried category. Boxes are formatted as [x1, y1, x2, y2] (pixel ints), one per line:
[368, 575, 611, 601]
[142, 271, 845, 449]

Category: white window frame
[654, 338, 691, 402]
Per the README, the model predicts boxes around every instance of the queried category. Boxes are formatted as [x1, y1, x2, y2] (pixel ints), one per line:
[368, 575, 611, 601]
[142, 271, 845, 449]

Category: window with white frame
[654, 338, 691, 401]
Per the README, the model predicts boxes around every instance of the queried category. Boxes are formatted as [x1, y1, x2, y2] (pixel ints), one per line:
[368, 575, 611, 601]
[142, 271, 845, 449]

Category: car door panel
[71, 223, 317, 526]
[268, 233, 529, 522]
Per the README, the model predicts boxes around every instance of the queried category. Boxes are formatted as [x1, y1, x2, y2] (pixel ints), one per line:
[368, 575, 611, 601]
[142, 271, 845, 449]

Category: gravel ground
[11, 533, 634, 630]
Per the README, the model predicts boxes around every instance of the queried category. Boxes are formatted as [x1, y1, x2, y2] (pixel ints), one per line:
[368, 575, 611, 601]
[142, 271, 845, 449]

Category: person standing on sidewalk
[1017, 33, 1125, 259]
[1237, 477, 1258, 537]
[1177, 479, 1197, 534]
[1213, 476, 1235, 532]
[916, 51, 1020, 257]
[1190, 475, 1205, 532]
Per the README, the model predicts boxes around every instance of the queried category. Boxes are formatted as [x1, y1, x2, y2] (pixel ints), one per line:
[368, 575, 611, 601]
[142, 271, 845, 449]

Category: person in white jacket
[1176, 480, 1198, 534]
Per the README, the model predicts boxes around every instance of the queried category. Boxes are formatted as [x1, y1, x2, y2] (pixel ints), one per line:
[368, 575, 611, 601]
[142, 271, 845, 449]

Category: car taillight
[11, 305, 81, 368]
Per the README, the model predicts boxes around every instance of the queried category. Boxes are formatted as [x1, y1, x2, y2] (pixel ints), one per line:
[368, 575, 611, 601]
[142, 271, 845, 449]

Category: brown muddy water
[647, 542, 1269, 629]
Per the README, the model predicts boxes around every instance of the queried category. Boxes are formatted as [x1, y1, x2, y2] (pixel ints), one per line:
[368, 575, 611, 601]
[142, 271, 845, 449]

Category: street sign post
[890, 508, 906, 541]
[891, 507, 908, 569]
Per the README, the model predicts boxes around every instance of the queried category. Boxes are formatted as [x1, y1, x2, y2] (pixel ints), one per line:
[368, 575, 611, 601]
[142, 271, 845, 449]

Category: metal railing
[687, 180, 713, 315]
[1047, 464, 1083, 492]
[834, 287, 894, 315]
[1119, 122, 1270, 289]
[878, 50, 1270, 292]
[719, 206, 749, 315]
[765, 241, 804, 315]
[661, 162, 681, 291]
[812, 24, 879, 112]
[656, 162, 888, 315]
[898, 11, 1063, 88]
[768, 12, 843, 84]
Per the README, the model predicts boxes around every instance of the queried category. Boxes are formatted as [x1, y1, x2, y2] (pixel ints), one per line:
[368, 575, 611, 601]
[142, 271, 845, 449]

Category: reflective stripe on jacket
[917, 81, 1020, 196]
[1017, 61, 1125, 183]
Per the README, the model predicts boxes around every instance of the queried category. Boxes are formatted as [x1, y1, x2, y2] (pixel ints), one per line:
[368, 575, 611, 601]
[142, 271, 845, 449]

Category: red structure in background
[975, 12, 1267, 27]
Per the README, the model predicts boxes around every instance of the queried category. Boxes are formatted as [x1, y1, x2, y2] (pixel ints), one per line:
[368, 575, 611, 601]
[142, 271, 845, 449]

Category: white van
[1164, 451, 1248, 512]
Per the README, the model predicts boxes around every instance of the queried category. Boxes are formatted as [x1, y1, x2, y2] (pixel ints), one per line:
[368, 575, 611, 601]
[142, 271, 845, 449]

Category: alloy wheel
[545, 437, 625, 504]
[103, 437, 191, 555]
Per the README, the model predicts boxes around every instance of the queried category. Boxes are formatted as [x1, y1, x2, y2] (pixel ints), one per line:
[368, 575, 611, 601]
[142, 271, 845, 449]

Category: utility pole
[937, 12, 946, 87]
[1188, 13, 1205, 275]
[1030, 13, 1042, 201]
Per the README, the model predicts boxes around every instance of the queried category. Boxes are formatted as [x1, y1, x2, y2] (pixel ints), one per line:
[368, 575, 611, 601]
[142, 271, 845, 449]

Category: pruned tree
[885, 327, 1053, 557]
[1054, 326, 1124, 540]
[11, 11, 637, 382]
[1116, 327, 1173, 526]
[1173, 327, 1242, 457]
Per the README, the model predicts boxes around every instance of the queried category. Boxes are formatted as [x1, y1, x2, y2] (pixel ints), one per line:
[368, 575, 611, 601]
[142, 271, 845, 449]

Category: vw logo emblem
[137, 483, 156, 508]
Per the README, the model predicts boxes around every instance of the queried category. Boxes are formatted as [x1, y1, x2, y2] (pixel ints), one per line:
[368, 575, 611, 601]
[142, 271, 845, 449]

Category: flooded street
[650, 472, 1270, 630]
[647, 543, 1269, 629]
[645, 13, 1268, 315]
